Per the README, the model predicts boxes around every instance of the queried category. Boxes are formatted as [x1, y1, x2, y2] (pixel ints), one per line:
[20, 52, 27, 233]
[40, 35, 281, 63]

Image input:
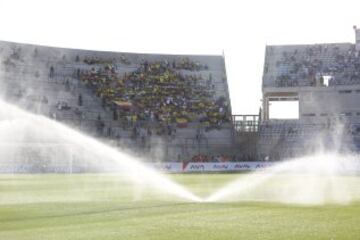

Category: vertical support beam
[262, 94, 269, 121]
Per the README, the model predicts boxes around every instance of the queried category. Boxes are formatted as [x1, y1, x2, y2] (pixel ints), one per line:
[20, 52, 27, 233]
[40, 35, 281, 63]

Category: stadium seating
[257, 119, 360, 160]
[0, 41, 234, 162]
[263, 43, 360, 88]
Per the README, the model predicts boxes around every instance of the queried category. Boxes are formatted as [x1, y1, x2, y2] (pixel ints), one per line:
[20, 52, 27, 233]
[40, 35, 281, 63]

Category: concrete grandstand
[259, 26, 360, 160]
[0, 40, 238, 163]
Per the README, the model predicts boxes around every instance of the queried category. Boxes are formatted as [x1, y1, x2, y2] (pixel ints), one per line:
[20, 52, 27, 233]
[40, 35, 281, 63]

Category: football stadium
[1, 4, 360, 239]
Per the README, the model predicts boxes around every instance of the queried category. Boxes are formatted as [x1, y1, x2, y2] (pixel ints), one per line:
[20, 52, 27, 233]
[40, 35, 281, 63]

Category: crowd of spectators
[330, 46, 360, 85]
[191, 154, 230, 162]
[83, 55, 130, 65]
[173, 57, 208, 71]
[190, 153, 259, 162]
[78, 59, 230, 132]
[273, 44, 360, 87]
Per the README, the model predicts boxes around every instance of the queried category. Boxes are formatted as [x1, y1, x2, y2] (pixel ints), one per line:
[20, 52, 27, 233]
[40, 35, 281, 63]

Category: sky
[0, 0, 359, 116]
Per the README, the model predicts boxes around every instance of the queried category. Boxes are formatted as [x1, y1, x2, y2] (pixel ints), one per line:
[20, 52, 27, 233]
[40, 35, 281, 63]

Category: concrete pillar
[262, 95, 269, 121]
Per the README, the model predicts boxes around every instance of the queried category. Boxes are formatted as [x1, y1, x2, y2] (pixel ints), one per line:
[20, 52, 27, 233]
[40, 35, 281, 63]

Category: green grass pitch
[0, 174, 359, 240]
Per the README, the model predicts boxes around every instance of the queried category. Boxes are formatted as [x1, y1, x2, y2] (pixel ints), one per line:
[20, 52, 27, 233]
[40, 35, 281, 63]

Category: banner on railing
[180, 162, 274, 172]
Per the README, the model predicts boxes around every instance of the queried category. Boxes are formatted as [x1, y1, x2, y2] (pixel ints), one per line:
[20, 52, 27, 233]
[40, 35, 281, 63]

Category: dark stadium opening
[269, 100, 299, 119]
